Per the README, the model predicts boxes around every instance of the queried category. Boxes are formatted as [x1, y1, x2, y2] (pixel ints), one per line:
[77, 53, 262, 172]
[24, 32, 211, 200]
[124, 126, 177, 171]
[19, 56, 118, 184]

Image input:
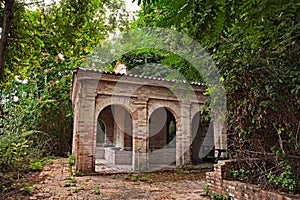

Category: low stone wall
[96, 147, 175, 166]
[149, 148, 176, 164]
[206, 160, 300, 200]
[95, 147, 133, 165]
[103, 147, 132, 165]
[95, 147, 105, 159]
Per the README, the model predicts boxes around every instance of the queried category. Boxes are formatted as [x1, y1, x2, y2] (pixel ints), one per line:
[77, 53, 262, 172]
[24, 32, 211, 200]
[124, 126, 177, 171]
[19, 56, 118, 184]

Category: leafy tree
[134, 0, 300, 193]
[0, 0, 129, 195]
[1, 0, 129, 150]
[0, 0, 129, 83]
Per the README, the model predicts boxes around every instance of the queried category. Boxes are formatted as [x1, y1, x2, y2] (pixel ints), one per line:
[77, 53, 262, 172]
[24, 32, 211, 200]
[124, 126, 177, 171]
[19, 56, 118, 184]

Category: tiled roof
[75, 67, 204, 86]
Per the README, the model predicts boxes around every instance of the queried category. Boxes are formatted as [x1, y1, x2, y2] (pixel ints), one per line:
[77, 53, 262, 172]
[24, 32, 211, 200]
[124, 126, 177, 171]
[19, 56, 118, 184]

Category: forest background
[0, 0, 299, 195]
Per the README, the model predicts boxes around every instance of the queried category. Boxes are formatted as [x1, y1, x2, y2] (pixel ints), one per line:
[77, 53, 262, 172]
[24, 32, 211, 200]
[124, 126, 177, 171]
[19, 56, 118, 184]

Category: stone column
[176, 101, 191, 165]
[213, 118, 227, 158]
[114, 106, 125, 148]
[132, 97, 149, 171]
[74, 79, 98, 173]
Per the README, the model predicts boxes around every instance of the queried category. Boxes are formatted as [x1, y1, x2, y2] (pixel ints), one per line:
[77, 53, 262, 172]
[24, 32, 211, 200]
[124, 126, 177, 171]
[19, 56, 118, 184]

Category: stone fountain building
[71, 67, 227, 173]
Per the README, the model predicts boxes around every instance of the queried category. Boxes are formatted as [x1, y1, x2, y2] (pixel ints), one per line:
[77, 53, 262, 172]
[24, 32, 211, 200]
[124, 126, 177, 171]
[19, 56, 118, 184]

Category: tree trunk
[0, 0, 15, 82]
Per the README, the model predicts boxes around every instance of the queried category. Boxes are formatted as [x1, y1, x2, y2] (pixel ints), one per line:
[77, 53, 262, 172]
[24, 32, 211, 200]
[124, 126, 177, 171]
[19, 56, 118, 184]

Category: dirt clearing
[11, 158, 212, 200]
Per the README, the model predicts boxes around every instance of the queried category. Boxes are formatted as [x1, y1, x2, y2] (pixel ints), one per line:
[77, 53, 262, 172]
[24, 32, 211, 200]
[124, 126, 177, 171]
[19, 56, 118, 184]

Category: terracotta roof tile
[75, 67, 204, 86]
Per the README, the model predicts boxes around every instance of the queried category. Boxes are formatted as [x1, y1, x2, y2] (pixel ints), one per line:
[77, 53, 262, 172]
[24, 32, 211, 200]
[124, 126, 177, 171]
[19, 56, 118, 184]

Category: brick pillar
[177, 101, 191, 165]
[74, 79, 98, 173]
[132, 98, 149, 171]
[72, 96, 79, 165]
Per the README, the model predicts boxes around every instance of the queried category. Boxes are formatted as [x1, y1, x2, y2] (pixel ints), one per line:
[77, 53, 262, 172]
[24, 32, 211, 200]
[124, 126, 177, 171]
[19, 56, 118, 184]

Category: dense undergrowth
[0, 130, 56, 194]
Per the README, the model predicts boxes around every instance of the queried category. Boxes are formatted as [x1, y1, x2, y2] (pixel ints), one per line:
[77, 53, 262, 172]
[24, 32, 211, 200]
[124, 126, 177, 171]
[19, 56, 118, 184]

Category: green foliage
[111, 174, 117, 179]
[1, 51, 75, 155]
[210, 193, 230, 200]
[203, 184, 209, 196]
[123, 175, 129, 180]
[73, 187, 80, 193]
[73, 184, 85, 193]
[203, 184, 230, 200]
[1, 2, 129, 167]
[0, 131, 49, 192]
[67, 176, 76, 184]
[0, 134, 29, 171]
[63, 183, 71, 187]
[29, 161, 43, 171]
[19, 181, 33, 194]
[119, 49, 170, 78]
[229, 168, 249, 181]
[140, 176, 149, 181]
[94, 187, 101, 195]
[135, 0, 300, 193]
[64, 176, 76, 187]
[131, 175, 139, 182]
[1, 0, 129, 83]
[74, 169, 83, 176]
[267, 163, 296, 194]
[123, 174, 149, 183]
[0, 1, 129, 197]
[68, 154, 74, 167]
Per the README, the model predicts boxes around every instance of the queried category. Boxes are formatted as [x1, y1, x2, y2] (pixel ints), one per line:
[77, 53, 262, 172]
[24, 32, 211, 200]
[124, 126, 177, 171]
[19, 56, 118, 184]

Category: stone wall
[71, 68, 227, 173]
[206, 160, 300, 200]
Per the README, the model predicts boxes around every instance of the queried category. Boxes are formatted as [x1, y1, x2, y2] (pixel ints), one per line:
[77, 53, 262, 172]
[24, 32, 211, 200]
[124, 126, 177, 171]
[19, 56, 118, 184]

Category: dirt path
[29, 158, 210, 200]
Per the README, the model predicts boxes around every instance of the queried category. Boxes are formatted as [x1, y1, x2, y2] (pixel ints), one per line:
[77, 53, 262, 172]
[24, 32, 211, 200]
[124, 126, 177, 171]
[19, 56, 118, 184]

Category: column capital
[133, 97, 149, 106]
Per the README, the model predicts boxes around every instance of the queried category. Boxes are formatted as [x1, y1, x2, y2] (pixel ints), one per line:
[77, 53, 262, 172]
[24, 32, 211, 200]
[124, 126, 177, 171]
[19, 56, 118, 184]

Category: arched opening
[95, 105, 133, 167]
[191, 112, 214, 164]
[167, 120, 176, 144]
[97, 105, 133, 149]
[149, 107, 176, 165]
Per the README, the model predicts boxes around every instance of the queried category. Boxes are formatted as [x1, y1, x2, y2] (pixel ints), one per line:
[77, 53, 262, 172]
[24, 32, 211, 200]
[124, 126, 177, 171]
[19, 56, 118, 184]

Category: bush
[0, 131, 46, 193]
[0, 133, 30, 172]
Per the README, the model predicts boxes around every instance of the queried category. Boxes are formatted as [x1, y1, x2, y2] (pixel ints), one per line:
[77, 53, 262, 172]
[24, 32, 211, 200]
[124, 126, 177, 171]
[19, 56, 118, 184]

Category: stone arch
[148, 107, 177, 150]
[148, 100, 181, 125]
[148, 101, 180, 136]
[97, 104, 133, 149]
[94, 96, 135, 149]
[94, 104, 134, 169]
[148, 101, 180, 166]
[95, 95, 136, 118]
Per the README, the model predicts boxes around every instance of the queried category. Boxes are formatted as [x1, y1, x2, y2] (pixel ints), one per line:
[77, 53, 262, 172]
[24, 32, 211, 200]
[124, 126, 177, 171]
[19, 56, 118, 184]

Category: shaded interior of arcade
[95, 105, 214, 168]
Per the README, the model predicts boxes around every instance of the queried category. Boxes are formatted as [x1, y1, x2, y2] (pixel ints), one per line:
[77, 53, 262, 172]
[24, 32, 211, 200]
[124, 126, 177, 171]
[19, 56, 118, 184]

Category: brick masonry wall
[206, 160, 300, 200]
[71, 68, 227, 172]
